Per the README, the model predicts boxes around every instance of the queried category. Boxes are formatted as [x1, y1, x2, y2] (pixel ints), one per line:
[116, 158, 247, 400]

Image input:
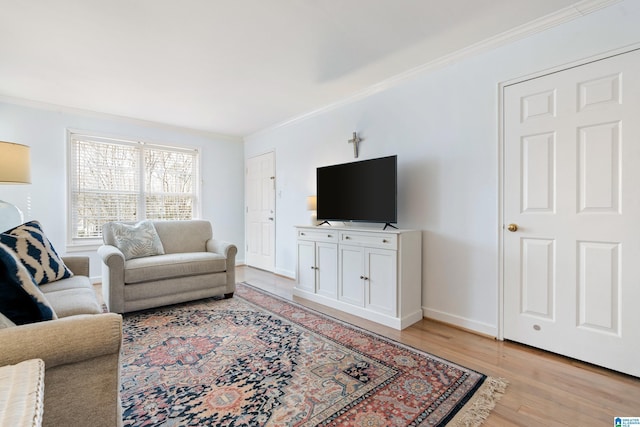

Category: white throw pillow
[110, 220, 165, 260]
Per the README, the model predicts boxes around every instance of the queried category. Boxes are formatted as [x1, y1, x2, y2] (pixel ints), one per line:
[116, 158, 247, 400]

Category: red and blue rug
[121, 283, 506, 426]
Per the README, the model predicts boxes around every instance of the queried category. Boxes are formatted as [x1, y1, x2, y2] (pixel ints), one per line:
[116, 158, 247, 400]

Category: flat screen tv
[316, 155, 397, 226]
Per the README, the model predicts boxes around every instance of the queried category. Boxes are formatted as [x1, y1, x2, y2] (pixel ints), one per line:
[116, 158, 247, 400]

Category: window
[68, 132, 199, 246]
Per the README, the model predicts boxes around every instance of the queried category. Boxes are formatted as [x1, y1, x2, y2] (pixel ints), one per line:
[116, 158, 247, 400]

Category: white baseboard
[422, 307, 497, 337]
[236, 262, 295, 280]
[275, 268, 295, 279]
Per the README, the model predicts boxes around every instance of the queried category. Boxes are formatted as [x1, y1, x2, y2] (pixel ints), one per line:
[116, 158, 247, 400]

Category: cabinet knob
[345, 236, 350, 239]
[382, 239, 388, 243]
[360, 275, 364, 279]
[301, 232, 305, 236]
[310, 266, 315, 270]
[328, 234, 332, 238]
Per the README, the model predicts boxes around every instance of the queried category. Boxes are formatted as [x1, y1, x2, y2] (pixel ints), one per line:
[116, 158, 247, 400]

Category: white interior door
[246, 152, 275, 271]
[503, 49, 640, 377]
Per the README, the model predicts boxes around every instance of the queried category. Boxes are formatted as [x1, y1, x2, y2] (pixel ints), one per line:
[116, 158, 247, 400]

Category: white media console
[294, 225, 422, 329]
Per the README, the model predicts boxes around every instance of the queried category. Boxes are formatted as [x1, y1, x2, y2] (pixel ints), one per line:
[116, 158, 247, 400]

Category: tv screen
[316, 155, 397, 224]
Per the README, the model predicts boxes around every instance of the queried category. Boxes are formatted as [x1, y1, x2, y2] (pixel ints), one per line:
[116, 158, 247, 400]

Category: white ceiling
[0, 0, 613, 137]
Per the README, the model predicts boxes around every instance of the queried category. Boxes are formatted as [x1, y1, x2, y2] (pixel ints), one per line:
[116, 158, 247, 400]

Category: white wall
[0, 101, 245, 277]
[244, 1, 640, 335]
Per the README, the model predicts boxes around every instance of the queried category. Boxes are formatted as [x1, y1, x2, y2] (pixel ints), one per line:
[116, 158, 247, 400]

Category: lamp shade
[0, 141, 31, 184]
[306, 195, 317, 211]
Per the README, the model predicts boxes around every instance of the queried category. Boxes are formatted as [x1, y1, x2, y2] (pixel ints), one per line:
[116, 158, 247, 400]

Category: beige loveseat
[98, 219, 237, 314]
[0, 256, 123, 427]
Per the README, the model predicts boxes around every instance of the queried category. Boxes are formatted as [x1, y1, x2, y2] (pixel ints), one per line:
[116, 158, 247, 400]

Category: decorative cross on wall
[348, 132, 362, 158]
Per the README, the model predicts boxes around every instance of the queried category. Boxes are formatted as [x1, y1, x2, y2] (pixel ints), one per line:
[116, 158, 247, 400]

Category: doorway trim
[497, 42, 640, 341]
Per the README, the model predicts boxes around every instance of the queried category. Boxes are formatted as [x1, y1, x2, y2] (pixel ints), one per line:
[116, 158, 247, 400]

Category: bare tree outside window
[68, 133, 199, 243]
[145, 147, 194, 220]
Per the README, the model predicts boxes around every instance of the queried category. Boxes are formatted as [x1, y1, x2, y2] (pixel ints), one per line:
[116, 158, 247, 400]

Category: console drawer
[297, 229, 339, 243]
[339, 231, 398, 249]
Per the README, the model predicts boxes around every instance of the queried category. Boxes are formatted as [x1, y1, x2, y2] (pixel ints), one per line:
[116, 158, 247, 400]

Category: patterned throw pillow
[0, 242, 57, 325]
[110, 220, 165, 260]
[0, 221, 73, 286]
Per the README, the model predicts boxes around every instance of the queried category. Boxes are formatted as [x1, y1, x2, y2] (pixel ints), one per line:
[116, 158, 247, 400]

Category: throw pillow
[0, 221, 73, 286]
[0, 242, 57, 325]
[110, 220, 165, 260]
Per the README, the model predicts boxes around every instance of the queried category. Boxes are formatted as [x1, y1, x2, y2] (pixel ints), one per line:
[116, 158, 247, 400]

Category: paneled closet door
[503, 49, 640, 377]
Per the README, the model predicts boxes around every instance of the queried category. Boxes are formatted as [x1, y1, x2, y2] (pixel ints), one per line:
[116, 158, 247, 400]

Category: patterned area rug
[121, 283, 507, 426]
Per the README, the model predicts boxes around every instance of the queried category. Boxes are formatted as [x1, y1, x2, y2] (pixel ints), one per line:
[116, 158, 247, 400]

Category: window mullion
[138, 145, 146, 219]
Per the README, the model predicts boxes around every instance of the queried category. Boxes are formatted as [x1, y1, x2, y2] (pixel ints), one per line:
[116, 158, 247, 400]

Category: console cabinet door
[339, 245, 365, 306]
[316, 242, 338, 298]
[296, 240, 316, 293]
[365, 248, 397, 316]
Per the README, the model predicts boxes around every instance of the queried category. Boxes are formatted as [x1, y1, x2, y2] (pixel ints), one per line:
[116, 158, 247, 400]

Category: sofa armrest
[97, 245, 126, 313]
[62, 256, 90, 277]
[0, 313, 122, 369]
[207, 239, 237, 289]
[206, 239, 238, 262]
[97, 244, 125, 267]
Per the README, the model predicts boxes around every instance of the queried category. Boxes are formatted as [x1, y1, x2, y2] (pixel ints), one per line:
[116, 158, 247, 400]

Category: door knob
[507, 223, 518, 232]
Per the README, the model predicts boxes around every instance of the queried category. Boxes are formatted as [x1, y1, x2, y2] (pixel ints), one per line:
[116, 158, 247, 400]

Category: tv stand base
[295, 226, 422, 330]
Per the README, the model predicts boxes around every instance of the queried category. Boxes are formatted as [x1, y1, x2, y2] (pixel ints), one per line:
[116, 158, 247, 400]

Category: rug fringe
[448, 376, 508, 427]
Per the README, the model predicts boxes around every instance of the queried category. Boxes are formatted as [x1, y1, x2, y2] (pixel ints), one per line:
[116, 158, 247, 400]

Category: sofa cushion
[0, 221, 73, 286]
[39, 275, 94, 294]
[124, 252, 227, 284]
[153, 220, 212, 254]
[37, 268, 101, 317]
[109, 220, 165, 261]
[43, 288, 102, 317]
[0, 242, 57, 325]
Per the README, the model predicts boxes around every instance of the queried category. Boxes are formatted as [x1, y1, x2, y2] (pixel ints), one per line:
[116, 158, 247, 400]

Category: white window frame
[66, 130, 201, 251]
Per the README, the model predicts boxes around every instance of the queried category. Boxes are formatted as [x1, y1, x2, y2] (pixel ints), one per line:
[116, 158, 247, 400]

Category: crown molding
[0, 94, 243, 143]
[248, 0, 621, 140]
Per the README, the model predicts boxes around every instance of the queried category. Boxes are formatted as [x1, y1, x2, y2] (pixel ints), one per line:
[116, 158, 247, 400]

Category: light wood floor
[237, 265, 640, 427]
